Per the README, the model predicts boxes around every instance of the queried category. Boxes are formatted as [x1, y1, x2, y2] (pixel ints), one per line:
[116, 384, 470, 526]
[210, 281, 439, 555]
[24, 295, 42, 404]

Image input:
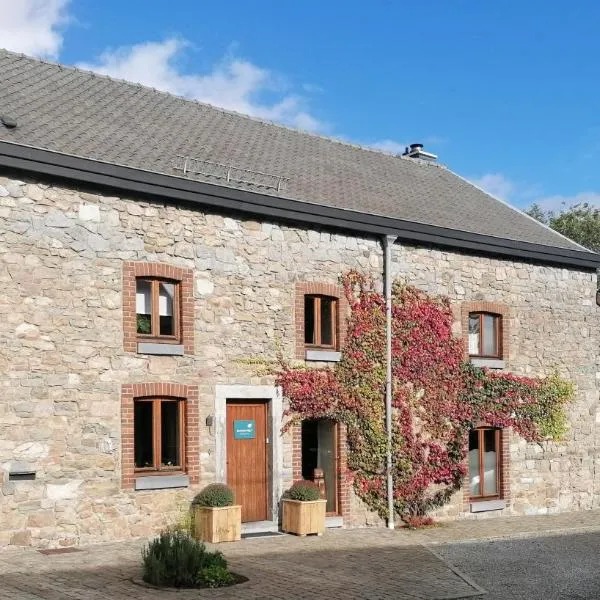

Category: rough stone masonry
[0, 173, 599, 547]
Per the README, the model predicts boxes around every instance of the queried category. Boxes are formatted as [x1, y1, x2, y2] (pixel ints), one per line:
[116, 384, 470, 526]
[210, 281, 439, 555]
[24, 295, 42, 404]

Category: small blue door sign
[233, 419, 256, 440]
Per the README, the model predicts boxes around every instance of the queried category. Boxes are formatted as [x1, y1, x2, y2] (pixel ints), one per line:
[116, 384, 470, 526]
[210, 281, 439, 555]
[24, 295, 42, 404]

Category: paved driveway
[3, 510, 600, 600]
[436, 531, 600, 600]
[0, 530, 481, 600]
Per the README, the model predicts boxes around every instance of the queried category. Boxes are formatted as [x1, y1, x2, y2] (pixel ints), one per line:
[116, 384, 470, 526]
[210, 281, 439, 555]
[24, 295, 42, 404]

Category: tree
[526, 202, 600, 252]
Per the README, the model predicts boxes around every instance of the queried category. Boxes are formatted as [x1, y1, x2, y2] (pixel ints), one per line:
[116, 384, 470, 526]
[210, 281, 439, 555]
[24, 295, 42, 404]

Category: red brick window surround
[123, 262, 194, 354]
[295, 282, 348, 359]
[461, 301, 509, 360]
[121, 383, 200, 489]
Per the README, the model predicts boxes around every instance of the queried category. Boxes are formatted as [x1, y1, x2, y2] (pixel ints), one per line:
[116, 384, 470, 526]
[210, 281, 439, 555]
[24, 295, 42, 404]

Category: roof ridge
[0, 47, 447, 169]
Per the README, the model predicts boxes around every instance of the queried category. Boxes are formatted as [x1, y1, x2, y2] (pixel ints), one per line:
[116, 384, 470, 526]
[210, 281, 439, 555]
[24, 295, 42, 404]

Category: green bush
[198, 564, 234, 588]
[136, 314, 151, 334]
[283, 480, 322, 501]
[193, 483, 235, 507]
[141, 528, 229, 588]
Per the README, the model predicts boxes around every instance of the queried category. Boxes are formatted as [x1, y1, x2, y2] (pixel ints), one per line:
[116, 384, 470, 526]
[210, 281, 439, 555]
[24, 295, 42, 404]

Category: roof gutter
[0, 141, 598, 270]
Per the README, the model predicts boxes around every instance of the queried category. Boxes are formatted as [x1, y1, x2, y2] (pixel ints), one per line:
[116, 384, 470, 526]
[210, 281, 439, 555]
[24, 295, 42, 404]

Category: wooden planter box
[193, 505, 241, 543]
[281, 499, 327, 536]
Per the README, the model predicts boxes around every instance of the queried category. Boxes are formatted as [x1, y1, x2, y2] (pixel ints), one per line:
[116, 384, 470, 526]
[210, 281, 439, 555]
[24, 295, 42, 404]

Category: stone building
[1, 49, 599, 548]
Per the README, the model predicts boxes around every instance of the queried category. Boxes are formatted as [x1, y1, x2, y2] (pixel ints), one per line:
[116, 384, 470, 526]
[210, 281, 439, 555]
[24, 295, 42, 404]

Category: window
[136, 278, 180, 342]
[468, 312, 501, 358]
[469, 428, 501, 499]
[121, 383, 199, 489]
[123, 262, 194, 354]
[304, 295, 338, 349]
[295, 282, 347, 360]
[134, 398, 185, 472]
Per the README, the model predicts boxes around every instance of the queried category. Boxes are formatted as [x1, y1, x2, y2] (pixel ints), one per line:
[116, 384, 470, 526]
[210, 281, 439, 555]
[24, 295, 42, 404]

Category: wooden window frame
[136, 277, 181, 344]
[304, 295, 338, 350]
[123, 262, 194, 355]
[133, 397, 186, 475]
[468, 312, 502, 359]
[469, 427, 502, 501]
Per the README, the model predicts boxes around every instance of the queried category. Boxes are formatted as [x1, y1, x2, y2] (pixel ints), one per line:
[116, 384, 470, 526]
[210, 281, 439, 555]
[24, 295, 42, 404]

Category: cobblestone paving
[436, 532, 600, 600]
[0, 531, 481, 600]
[2, 510, 600, 600]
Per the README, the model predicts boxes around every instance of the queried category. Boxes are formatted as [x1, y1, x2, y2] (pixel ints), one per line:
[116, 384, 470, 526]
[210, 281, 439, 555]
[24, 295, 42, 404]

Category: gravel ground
[436, 531, 600, 600]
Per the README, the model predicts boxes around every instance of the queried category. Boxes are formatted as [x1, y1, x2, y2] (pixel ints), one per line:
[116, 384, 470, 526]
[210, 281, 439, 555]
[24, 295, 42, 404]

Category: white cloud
[531, 192, 600, 212]
[470, 172, 515, 201]
[0, 0, 70, 59]
[77, 38, 326, 132]
[470, 172, 600, 213]
[0, 5, 325, 132]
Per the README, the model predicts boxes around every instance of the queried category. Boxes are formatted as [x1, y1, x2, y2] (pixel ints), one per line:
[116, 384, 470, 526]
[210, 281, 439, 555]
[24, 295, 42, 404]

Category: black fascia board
[0, 140, 599, 270]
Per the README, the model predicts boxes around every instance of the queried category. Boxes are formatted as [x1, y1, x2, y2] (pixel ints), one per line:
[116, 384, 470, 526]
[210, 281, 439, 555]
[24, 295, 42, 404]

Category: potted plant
[192, 484, 241, 543]
[281, 480, 327, 536]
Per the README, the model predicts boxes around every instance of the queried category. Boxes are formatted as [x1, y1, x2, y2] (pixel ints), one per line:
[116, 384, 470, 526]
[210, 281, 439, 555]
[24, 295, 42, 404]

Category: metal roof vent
[1, 114, 18, 129]
[402, 143, 437, 161]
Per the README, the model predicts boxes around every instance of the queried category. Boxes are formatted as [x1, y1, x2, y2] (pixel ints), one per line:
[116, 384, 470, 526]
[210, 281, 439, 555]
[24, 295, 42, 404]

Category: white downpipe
[383, 235, 397, 530]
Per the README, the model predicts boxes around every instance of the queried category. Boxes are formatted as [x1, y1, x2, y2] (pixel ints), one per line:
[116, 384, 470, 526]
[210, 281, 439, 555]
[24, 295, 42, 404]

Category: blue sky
[3, 1, 600, 210]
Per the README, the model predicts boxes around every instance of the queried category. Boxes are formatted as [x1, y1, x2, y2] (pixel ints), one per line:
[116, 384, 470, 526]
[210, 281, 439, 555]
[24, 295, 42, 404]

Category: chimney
[402, 143, 437, 161]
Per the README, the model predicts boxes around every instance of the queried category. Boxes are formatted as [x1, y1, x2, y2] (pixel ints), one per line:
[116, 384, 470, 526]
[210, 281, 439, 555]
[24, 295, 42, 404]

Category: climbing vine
[275, 271, 574, 523]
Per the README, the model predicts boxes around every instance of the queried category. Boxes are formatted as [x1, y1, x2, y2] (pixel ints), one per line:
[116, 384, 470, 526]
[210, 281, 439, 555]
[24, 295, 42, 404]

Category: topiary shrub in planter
[194, 483, 235, 507]
[283, 480, 322, 501]
[192, 483, 241, 543]
[282, 480, 327, 537]
[141, 528, 245, 588]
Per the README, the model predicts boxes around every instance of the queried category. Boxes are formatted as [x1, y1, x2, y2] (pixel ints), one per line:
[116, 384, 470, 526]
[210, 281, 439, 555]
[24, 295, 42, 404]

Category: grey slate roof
[0, 48, 587, 252]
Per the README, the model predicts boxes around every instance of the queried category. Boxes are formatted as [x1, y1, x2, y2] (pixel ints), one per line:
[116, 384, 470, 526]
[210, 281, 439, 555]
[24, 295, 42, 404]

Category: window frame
[136, 277, 181, 344]
[133, 397, 186, 475]
[304, 294, 339, 350]
[468, 312, 502, 359]
[469, 427, 502, 501]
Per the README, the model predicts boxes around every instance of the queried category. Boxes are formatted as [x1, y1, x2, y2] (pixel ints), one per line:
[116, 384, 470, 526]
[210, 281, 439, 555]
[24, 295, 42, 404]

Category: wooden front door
[226, 401, 269, 522]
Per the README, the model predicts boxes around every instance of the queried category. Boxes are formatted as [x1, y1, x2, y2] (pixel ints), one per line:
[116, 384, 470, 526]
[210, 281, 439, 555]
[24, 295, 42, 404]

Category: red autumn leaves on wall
[277, 271, 573, 521]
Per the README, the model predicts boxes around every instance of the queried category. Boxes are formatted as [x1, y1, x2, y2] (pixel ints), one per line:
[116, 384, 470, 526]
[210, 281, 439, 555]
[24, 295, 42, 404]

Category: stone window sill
[135, 474, 189, 490]
[470, 499, 506, 513]
[137, 342, 184, 356]
[305, 349, 341, 362]
[470, 357, 505, 369]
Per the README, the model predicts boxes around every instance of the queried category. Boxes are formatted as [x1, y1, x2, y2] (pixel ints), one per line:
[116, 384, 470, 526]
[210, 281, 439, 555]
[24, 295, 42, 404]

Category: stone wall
[391, 246, 600, 519]
[0, 172, 598, 546]
[0, 174, 384, 546]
